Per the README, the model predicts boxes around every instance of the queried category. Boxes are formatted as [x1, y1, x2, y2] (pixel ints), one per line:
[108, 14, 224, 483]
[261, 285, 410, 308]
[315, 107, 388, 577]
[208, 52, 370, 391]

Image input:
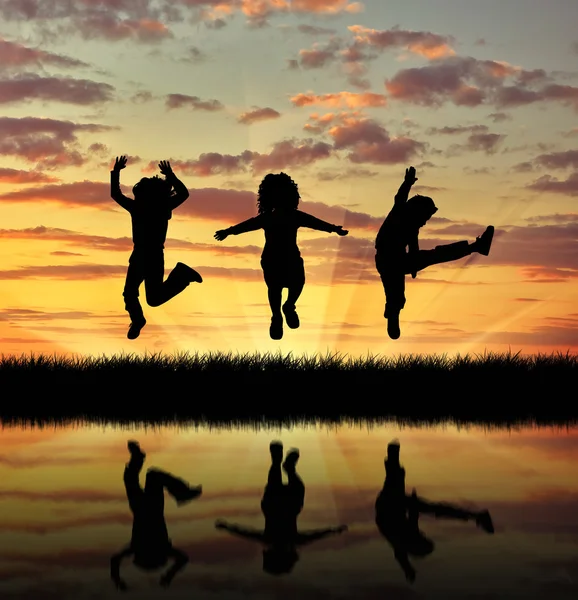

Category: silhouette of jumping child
[214, 173, 349, 340]
[375, 166, 495, 340]
[110, 440, 203, 590]
[111, 156, 203, 339]
[215, 440, 348, 575]
[375, 440, 494, 583]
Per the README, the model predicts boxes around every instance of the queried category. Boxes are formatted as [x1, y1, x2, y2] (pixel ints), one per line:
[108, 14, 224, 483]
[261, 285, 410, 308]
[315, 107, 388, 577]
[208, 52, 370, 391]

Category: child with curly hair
[214, 172, 348, 340]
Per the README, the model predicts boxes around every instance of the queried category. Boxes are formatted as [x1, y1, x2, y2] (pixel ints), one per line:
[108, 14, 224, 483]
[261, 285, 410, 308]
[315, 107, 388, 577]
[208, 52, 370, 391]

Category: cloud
[75, 15, 173, 43]
[0, 168, 59, 183]
[348, 25, 455, 59]
[0, 37, 89, 70]
[488, 111, 512, 122]
[448, 132, 506, 155]
[130, 90, 154, 103]
[237, 107, 281, 124]
[385, 56, 578, 111]
[532, 149, 578, 170]
[427, 125, 489, 135]
[297, 24, 336, 36]
[0, 116, 117, 169]
[290, 91, 387, 108]
[0, 73, 115, 106]
[165, 93, 224, 111]
[526, 172, 578, 196]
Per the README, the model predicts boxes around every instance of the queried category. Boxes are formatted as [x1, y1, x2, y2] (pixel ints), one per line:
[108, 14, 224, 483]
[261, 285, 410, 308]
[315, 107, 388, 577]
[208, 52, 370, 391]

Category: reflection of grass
[1, 350, 577, 425]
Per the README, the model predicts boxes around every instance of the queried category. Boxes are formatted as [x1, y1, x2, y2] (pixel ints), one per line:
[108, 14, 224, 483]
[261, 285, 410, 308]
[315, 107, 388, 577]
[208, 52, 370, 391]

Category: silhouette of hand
[214, 230, 229, 241]
[411, 272, 416, 279]
[113, 156, 127, 172]
[335, 226, 349, 237]
[404, 166, 418, 185]
[158, 160, 173, 176]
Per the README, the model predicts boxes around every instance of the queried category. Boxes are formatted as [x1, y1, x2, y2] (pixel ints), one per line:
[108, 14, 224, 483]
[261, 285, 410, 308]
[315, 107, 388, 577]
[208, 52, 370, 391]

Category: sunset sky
[1, 0, 578, 357]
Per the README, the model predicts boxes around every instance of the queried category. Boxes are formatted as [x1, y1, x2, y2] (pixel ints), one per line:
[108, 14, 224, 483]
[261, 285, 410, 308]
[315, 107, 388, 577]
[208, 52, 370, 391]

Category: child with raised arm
[214, 172, 348, 340]
[110, 156, 203, 339]
[375, 166, 495, 340]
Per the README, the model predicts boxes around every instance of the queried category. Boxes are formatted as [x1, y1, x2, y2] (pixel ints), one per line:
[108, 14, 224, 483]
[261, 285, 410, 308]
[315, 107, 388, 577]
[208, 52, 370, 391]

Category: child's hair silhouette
[257, 172, 300, 213]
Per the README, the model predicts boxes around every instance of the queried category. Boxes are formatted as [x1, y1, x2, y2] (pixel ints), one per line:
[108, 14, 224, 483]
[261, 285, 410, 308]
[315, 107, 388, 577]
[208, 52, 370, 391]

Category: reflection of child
[376, 440, 494, 583]
[110, 441, 202, 590]
[110, 156, 203, 339]
[214, 173, 348, 340]
[215, 441, 348, 575]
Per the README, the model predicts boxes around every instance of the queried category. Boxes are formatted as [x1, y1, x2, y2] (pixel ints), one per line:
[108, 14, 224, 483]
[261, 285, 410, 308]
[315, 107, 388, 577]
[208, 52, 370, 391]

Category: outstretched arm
[110, 545, 133, 591]
[296, 525, 348, 546]
[159, 547, 189, 588]
[159, 160, 189, 210]
[394, 166, 418, 206]
[215, 519, 265, 542]
[297, 211, 348, 236]
[214, 215, 264, 241]
[110, 156, 133, 212]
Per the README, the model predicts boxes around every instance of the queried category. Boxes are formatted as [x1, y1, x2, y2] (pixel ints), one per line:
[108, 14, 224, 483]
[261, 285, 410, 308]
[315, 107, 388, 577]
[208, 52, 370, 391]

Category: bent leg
[409, 493, 477, 522]
[283, 259, 305, 329]
[144, 253, 192, 307]
[144, 468, 200, 511]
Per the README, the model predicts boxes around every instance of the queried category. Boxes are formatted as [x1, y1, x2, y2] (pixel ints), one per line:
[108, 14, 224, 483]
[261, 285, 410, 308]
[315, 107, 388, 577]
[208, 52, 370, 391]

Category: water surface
[0, 422, 576, 599]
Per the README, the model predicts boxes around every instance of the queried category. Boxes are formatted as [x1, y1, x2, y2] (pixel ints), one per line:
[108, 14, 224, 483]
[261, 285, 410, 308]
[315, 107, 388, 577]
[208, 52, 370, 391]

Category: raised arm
[297, 211, 348, 236]
[215, 519, 265, 542]
[110, 156, 133, 213]
[159, 160, 189, 210]
[296, 525, 348, 546]
[159, 547, 189, 588]
[214, 215, 264, 241]
[394, 166, 418, 206]
[110, 545, 134, 591]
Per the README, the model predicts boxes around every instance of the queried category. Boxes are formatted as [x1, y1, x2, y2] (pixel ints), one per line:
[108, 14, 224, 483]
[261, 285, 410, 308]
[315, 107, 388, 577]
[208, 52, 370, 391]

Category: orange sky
[1, 0, 578, 357]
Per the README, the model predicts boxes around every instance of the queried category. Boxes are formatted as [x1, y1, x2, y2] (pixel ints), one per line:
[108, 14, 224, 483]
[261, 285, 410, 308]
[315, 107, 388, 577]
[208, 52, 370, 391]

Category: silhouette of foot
[387, 310, 401, 340]
[473, 226, 494, 256]
[127, 440, 146, 461]
[127, 317, 146, 340]
[176, 484, 203, 506]
[283, 448, 300, 472]
[270, 440, 283, 464]
[175, 262, 203, 283]
[270, 315, 283, 340]
[282, 303, 300, 329]
[476, 510, 494, 534]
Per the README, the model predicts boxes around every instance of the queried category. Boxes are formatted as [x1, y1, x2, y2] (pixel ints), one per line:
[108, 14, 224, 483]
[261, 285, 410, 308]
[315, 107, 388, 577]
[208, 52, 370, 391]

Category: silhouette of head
[262, 546, 299, 575]
[257, 172, 300, 214]
[133, 176, 172, 202]
[405, 195, 437, 228]
[133, 549, 169, 571]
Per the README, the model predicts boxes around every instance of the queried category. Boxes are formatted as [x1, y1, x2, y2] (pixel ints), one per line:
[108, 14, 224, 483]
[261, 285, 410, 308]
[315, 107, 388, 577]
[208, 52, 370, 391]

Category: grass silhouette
[1, 349, 576, 426]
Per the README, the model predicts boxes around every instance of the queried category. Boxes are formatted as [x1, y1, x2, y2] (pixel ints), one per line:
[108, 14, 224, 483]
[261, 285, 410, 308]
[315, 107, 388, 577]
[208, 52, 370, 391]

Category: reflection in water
[375, 439, 494, 583]
[110, 440, 202, 590]
[215, 440, 348, 575]
[0, 423, 576, 599]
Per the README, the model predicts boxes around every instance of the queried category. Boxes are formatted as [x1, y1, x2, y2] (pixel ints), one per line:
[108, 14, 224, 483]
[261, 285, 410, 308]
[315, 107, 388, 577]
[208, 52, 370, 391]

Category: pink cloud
[165, 93, 224, 110]
[385, 56, 578, 111]
[0, 168, 59, 183]
[526, 172, 578, 196]
[290, 91, 387, 108]
[0, 116, 116, 169]
[0, 37, 89, 69]
[237, 107, 281, 124]
[76, 15, 173, 42]
[0, 73, 115, 106]
[348, 25, 455, 59]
